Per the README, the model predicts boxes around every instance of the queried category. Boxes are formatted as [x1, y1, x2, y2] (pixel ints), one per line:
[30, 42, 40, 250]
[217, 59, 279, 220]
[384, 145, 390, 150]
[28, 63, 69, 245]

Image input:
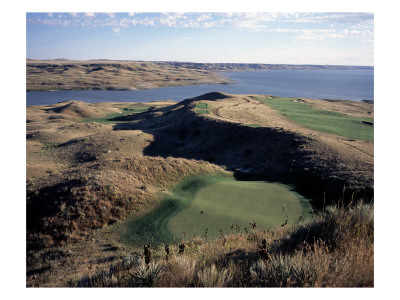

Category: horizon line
[26, 58, 374, 68]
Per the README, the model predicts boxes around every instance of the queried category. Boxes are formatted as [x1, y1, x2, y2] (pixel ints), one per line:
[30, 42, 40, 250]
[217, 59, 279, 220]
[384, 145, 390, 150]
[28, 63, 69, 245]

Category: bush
[131, 258, 164, 287]
[196, 264, 232, 287]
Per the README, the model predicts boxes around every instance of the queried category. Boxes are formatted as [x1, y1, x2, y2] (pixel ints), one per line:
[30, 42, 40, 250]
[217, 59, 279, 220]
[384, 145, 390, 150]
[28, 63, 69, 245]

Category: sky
[26, 12, 374, 66]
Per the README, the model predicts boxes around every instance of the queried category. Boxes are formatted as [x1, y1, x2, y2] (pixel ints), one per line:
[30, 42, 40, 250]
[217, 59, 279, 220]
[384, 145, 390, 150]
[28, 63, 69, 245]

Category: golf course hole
[119, 175, 313, 245]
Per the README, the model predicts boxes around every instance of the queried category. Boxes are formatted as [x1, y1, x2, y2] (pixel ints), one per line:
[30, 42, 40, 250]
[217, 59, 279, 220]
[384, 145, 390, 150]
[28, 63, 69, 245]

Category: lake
[26, 69, 373, 106]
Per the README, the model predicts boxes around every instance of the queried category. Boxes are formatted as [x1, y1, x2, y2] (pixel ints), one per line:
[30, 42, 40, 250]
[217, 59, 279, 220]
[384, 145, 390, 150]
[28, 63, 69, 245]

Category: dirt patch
[211, 107, 221, 117]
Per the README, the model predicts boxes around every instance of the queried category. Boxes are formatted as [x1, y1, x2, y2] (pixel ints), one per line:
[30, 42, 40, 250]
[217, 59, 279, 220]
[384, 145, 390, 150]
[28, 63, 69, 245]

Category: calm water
[26, 69, 373, 106]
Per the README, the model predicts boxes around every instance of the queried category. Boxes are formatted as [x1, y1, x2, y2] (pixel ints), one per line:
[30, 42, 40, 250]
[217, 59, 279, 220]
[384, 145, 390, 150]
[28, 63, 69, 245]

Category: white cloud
[196, 14, 212, 22]
[157, 13, 187, 27]
[285, 13, 374, 25]
[26, 12, 374, 42]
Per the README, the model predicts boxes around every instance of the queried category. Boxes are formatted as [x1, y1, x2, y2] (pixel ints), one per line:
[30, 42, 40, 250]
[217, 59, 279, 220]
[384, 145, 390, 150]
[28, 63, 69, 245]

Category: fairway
[119, 175, 312, 245]
[254, 97, 374, 141]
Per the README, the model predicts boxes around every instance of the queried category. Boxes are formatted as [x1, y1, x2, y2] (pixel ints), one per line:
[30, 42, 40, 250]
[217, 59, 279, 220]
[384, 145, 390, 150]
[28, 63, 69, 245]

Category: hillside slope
[26, 92, 373, 286]
[26, 60, 230, 91]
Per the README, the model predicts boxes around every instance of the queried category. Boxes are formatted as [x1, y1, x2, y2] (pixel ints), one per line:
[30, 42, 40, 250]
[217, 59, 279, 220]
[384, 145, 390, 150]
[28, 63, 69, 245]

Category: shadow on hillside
[111, 97, 370, 205]
[26, 179, 84, 240]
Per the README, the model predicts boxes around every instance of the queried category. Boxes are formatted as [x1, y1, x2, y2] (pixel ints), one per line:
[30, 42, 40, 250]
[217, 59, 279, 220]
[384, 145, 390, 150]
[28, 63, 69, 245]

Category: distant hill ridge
[155, 61, 373, 71]
[27, 59, 373, 70]
[26, 59, 373, 92]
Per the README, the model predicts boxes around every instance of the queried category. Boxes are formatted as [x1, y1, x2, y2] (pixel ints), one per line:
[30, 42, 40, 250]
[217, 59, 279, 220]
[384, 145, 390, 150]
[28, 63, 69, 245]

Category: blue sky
[26, 12, 374, 66]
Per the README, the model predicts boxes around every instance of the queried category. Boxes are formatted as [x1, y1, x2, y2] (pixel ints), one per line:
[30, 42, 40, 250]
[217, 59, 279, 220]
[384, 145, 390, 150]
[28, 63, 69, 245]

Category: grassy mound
[254, 97, 374, 141]
[119, 175, 312, 246]
[51, 101, 110, 119]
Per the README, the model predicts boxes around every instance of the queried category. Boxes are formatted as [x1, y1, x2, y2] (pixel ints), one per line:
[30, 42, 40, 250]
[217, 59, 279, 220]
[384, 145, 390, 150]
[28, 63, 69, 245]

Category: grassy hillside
[82, 106, 152, 124]
[26, 92, 373, 287]
[26, 60, 230, 91]
[69, 202, 373, 287]
[254, 96, 374, 141]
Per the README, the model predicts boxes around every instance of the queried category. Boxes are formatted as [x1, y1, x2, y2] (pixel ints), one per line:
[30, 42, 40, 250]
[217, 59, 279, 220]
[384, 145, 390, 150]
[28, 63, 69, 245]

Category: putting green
[119, 175, 312, 245]
[168, 179, 311, 240]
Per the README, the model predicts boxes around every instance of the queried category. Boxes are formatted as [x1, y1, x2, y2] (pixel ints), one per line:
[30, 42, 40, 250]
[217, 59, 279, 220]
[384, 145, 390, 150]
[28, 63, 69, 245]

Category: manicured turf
[242, 123, 261, 128]
[194, 102, 211, 114]
[119, 175, 312, 245]
[82, 106, 151, 124]
[254, 97, 374, 141]
[122, 106, 152, 114]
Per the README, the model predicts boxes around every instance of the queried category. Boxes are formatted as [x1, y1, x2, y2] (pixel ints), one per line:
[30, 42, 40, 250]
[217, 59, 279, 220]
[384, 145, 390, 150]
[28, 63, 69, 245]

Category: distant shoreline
[26, 59, 373, 69]
[26, 59, 373, 92]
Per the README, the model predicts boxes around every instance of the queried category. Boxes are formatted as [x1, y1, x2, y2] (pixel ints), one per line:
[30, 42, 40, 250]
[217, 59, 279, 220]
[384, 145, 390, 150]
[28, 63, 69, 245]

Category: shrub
[196, 264, 232, 287]
[161, 255, 197, 287]
[131, 258, 164, 287]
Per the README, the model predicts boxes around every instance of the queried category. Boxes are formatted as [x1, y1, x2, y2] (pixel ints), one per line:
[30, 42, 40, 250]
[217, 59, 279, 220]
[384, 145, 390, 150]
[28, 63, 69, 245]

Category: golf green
[167, 179, 311, 240]
[119, 175, 312, 245]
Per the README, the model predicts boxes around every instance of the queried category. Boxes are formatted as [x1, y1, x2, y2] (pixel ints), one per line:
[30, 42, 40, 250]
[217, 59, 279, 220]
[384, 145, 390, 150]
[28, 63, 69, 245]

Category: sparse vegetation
[67, 202, 373, 287]
[26, 60, 230, 91]
[26, 92, 373, 287]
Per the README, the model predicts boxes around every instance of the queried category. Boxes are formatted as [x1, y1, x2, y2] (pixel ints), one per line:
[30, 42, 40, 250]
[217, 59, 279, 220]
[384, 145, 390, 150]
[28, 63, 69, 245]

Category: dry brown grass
[26, 99, 225, 286]
[65, 202, 373, 287]
[251, 202, 374, 287]
[303, 97, 374, 118]
[26, 93, 373, 287]
[26, 60, 230, 91]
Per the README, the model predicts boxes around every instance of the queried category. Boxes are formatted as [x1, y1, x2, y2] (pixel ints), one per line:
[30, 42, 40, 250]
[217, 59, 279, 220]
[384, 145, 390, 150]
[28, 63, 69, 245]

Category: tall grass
[70, 201, 373, 287]
[196, 264, 232, 287]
